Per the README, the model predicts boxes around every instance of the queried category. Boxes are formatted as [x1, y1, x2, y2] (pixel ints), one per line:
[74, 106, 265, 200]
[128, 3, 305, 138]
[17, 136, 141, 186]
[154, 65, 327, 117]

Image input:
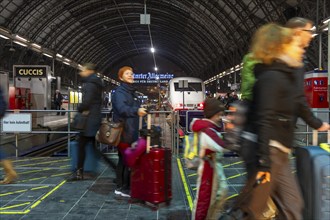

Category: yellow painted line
[31, 186, 50, 191]
[18, 168, 52, 175]
[16, 176, 47, 183]
[0, 189, 28, 197]
[226, 172, 247, 180]
[0, 186, 50, 197]
[0, 180, 67, 215]
[225, 193, 238, 201]
[188, 173, 197, 177]
[59, 165, 71, 168]
[12, 157, 47, 163]
[223, 160, 243, 168]
[30, 180, 66, 209]
[0, 202, 31, 210]
[0, 209, 30, 214]
[51, 172, 72, 177]
[17, 159, 70, 167]
[177, 158, 194, 211]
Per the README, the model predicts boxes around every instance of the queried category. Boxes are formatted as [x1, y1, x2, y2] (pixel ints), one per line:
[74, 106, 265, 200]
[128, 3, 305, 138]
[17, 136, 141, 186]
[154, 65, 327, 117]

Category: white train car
[167, 77, 205, 111]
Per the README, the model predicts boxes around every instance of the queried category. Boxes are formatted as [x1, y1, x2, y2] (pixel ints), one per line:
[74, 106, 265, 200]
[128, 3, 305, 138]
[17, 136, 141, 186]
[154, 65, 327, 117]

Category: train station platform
[0, 153, 250, 220]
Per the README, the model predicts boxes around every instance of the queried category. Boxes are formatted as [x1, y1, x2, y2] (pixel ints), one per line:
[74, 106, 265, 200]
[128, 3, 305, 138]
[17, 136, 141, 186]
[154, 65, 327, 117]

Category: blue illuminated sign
[133, 72, 174, 83]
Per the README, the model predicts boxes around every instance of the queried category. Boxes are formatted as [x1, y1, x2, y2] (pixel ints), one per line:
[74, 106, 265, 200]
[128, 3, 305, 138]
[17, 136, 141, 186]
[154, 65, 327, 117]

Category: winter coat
[53, 92, 63, 105]
[77, 74, 103, 137]
[190, 118, 228, 220]
[112, 82, 141, 144]
[250, 60, 323, 171]
[0, 87, 7, 118]
[240, 53, 259, 101]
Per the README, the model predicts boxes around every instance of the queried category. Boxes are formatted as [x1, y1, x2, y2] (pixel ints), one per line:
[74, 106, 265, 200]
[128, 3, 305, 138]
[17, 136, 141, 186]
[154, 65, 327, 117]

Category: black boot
[76, 168, 84, 180]
[69, 168, 84, 181]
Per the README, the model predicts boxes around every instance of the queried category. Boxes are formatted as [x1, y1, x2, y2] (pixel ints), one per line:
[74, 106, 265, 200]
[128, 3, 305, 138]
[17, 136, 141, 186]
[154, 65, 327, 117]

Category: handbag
[72, 111, 89, 130]
[96, 117, 123, 146]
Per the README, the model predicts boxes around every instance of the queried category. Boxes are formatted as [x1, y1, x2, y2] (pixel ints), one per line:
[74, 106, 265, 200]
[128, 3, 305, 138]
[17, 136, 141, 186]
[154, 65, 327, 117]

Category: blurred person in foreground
[0, 86, 17, 184]
[112, 66, 147, 197]
[237, 17, 317, 219]
[73, 63, 103, 180]
[190, 98, 228, 220]
[232, 23, 329, 220]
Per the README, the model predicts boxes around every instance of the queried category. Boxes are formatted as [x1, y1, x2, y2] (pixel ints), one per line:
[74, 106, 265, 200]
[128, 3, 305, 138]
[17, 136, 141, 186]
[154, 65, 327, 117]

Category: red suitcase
[130, 114, 172, 206]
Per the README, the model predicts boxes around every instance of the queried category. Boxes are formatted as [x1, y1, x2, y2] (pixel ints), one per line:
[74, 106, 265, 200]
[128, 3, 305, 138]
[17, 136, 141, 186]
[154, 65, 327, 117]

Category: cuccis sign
[14, 66, 47, 77]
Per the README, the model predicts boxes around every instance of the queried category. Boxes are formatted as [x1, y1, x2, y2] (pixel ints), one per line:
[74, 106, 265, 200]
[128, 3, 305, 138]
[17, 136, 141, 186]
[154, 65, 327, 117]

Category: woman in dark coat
[74, 63, 103, 180]
[112, 66, 147, 197]
[235, 23, 329, 220]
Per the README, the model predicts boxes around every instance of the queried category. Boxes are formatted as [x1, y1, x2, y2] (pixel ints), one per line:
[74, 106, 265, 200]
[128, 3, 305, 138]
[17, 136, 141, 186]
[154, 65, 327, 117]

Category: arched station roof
[0, 0, 329, 83]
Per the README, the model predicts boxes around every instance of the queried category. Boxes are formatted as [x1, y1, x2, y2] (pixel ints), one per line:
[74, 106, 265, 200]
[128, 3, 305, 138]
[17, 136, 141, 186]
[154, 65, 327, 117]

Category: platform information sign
[1, 113, 32, 132]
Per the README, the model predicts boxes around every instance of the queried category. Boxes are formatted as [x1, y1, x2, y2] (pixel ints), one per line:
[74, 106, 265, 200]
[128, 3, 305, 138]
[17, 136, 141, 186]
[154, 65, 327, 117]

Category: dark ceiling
[0, 0, 329, 91]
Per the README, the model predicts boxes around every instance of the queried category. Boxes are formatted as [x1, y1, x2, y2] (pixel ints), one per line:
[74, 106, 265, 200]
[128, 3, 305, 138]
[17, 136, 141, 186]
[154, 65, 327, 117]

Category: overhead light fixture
[43, 53, 53, 58]
[14, 34, 28, 42]
[322, 18, 330, 24]
[151, 47, 155, 53]
[56, 53, 63, 58]
[64, 58, 71, 62]
[0, 34, 9, 39]
[63, 62, 71, 66]
[31, 43, 41, 49]
[13, 40, 27, 47]
[0, 27, 10, 33]
[154, 67, 158, 71]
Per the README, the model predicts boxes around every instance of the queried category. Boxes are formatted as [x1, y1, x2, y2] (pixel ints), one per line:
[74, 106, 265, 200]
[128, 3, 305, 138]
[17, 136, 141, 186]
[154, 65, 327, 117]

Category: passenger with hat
[190, 98, 228, 220]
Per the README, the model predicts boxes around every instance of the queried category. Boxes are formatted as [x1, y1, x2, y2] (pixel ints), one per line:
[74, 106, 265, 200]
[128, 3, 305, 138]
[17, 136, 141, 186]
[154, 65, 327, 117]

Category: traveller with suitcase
[295, 131, 330, 220]
[190, 98, 228, 220]
[229, 23, 329, 220]
[112, 66, 147, 197]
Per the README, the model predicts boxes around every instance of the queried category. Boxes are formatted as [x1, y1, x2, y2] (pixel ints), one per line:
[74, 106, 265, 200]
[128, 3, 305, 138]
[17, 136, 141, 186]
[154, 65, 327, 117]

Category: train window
[174, 82, 202, 92]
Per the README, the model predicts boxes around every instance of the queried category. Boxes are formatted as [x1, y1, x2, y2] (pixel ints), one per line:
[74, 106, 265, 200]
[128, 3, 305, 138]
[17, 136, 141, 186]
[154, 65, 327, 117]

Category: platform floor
[0, 154, 194, 220]
[0, 152, 297, 220]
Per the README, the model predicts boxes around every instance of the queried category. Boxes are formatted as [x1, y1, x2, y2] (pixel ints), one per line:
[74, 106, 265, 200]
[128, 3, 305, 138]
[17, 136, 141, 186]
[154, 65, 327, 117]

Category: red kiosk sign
[304, 70, 328, 108]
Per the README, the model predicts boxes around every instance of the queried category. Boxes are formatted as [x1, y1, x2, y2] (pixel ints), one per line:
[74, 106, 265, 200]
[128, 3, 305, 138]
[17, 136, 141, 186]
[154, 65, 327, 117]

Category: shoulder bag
[96, 115, 124, 146]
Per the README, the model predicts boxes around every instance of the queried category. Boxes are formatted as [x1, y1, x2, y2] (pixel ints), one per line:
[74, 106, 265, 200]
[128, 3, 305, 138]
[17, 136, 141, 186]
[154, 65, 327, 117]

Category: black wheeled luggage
[295, 131, 330, 220]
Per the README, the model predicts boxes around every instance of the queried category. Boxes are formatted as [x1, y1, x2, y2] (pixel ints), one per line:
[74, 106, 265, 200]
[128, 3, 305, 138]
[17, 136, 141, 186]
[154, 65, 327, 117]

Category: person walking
[0, 86, 17, 184]
[53, 90, 63, 115]
[73, 63, 103, 180]
[234, 23, 329, 220]
[112, 66, 147, 197]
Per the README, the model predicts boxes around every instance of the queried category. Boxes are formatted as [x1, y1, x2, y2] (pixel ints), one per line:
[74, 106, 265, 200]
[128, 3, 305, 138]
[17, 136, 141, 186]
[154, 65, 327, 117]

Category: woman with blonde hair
[231, 23, 329, 220]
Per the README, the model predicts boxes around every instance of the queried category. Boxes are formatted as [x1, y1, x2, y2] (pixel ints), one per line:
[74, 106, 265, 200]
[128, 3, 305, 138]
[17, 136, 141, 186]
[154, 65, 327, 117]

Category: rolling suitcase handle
[312, 129, 330, 152]
[146, 114, 151, 153]
[138, 113, 152, 153]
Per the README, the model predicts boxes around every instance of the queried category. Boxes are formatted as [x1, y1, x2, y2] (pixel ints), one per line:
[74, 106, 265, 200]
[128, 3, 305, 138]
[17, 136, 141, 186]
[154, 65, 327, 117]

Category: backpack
[183, 128, 218, 170]
[184, 132, 200, 169]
